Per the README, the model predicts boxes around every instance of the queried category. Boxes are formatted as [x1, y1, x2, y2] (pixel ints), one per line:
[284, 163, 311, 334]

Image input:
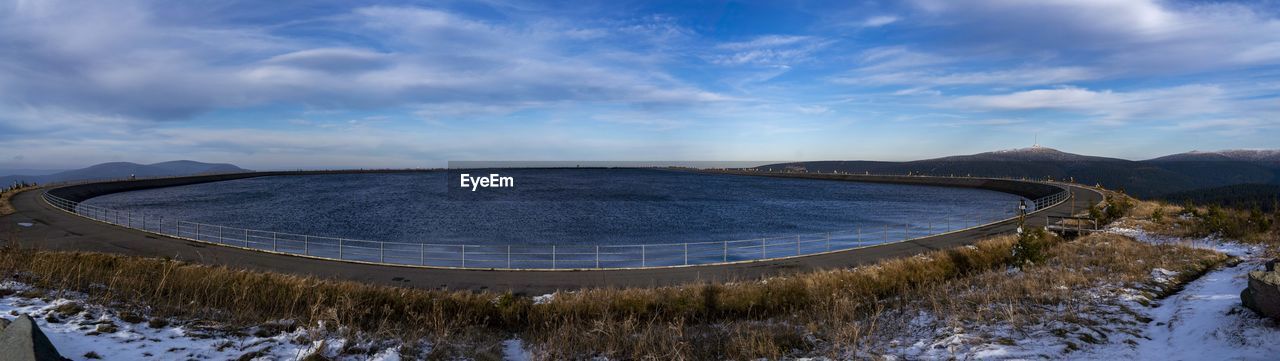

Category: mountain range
[760, 147, 1280, 201]
[1, 160, 248, 188]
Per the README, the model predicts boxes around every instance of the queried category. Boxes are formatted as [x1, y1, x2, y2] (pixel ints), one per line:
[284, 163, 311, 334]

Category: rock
[0, 314, 68, 361]
[1, 317, 10, 331]
[1242, 270, 1280, 321]
[1266, 258, 1277, 272]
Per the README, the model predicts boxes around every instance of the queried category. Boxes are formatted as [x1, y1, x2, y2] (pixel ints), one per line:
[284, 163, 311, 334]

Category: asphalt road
[1, 179, 1104, 294]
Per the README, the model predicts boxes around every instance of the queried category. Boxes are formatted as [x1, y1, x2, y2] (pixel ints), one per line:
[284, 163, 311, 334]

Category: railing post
[304, 235, 309, 255]
[380, 242, 385, 263]
[420, 243, 426, 266]
[196, 223, 201, 241]
[795, 235, 800, 256]
[826, 232, 831, 251]
[642, 245, 647, 267]
[760, 238, 766, 259]
[551, 245, 556, 269]
[506, 245, 512, 268]
[684, 243, 689, 265]
[723, 242, 728, 262]
[244, 229, 249, 248]
[596, 245, 601, 269]
[272, 232, 278, 252]
[339, 239, 344, 259]
[462, 245, 466, 268]
[218, 226, 223, 244]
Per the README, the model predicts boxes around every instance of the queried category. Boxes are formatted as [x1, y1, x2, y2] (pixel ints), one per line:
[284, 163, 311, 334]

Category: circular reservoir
[79, 169, 1027, 267]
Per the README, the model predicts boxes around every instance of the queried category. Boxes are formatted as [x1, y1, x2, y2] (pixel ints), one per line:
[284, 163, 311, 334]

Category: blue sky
[1, 0, 1279, 169]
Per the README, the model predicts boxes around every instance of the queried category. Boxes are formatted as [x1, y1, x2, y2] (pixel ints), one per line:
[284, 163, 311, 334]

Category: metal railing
[40, 185, 1071, 270]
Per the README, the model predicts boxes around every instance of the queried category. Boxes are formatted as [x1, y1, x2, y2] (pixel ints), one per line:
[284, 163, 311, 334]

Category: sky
[1, 0, 1279, 170]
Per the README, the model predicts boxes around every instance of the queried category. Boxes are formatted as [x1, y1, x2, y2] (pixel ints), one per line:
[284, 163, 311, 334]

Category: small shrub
[1151, 207, 1165, 223]
[1012, 225, 1048, 267]
[1249, 207, 1272, 233]
[1180, 201, 1199, 218]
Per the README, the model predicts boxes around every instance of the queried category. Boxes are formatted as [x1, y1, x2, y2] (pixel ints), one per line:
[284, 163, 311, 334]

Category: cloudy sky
[2, 0, 1279, 169]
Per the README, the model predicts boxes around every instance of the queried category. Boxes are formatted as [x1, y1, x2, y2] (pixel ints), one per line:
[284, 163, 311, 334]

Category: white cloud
[853, 46, 951, 72]
[845, 66, 1100, 87]
[859, 15, 899, 28]
[0, 1, 728, 122]
[709, 35, 831, 66]
[907, 0, 1280, 72]
[796, 105, 832, 115]
[950, 85, 1228, 124]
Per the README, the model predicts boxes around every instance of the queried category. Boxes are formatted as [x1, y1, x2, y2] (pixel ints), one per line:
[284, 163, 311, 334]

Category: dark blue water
[82, 169, 1025, 246]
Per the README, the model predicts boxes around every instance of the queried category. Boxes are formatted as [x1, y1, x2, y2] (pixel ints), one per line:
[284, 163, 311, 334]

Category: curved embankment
[45, 170, 429, 203]
[5, 170, 1103, 293]
[700, 170, 1064, 201]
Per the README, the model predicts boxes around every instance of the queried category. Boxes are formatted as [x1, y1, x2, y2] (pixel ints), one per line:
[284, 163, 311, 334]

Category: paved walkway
[1, 179, 1103, 294]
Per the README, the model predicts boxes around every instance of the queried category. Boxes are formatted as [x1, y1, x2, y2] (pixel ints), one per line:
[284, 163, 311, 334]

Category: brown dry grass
[0, 186, 31, 216]
[902, 233, 1225, 331]
[1119, 198, 1279, 256]
[0, 232, 1032, 359]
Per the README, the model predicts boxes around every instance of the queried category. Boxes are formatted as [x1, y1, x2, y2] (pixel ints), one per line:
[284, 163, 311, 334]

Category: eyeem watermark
[459, 173, 514, 191]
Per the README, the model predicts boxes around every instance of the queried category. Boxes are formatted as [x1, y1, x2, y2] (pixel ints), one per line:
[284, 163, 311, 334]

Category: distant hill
[1, 160, 248, 187]
[759, 147, 1280, 198]
[926, 146, 1123, 162]
[1149, 149, 1280, 163]
[1159, 184, 1280, 212]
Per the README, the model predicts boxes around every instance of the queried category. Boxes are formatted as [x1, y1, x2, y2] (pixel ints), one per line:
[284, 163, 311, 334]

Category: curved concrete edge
[5, 172, 1105, 293]
[700, 170, 1066, 201]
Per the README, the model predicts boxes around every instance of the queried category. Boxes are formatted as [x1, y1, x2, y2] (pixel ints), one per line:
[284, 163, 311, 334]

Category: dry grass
[0, 232, 1032, 359]
[0, 246, 522, 358]
[0, 186, 31, 216]
[1120, 198, 1279, 256]
[906, 233, 1225, 328]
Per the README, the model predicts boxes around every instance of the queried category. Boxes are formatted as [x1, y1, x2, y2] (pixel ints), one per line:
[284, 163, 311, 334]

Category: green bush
[1012, 224, 1047, 268]
[1248, 207, 1272, 233]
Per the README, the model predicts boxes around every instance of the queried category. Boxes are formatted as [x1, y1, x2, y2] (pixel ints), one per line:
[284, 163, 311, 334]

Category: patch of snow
[503, 338, 533, 361]
[0, 283, 405, 360]
[532, 293, 555, 305]
[1150, 268, 1178, 285]
[1077, 259, 1280, 360]
[1073, 227, 1280, 360]
[17, 222, 32, 227]
[873, 226, 1278, 360]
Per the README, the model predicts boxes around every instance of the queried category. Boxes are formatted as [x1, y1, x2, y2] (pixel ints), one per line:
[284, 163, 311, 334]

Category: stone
[1242, 270, 1280, 321]
[0, 314, 67, 360]
[0, 317, 9, 331]
[1266, 258, 1277, 272]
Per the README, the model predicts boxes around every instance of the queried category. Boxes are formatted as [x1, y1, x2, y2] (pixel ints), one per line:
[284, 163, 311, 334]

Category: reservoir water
[82, 169, 1026, 247]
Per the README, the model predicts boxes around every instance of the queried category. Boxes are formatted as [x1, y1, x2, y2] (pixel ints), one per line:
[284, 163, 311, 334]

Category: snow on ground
[877, 226, 1279, 360]
[0, 282, 405, 361]
[1075, 227, 1280, 361]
